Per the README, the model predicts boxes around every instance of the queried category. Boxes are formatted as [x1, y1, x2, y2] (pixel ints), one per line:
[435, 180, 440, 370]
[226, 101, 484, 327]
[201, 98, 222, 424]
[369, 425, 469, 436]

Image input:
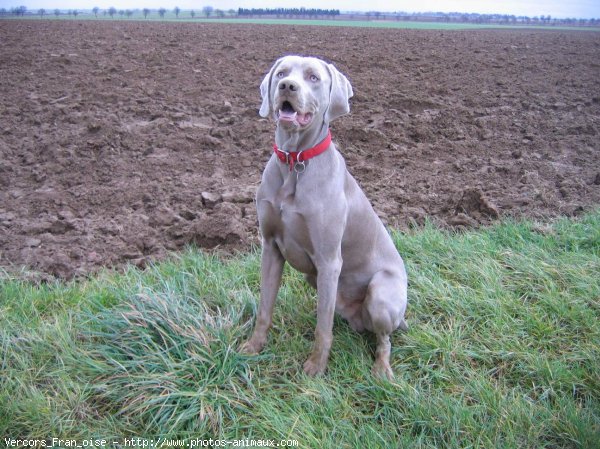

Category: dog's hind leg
[362, 270, 408, 379]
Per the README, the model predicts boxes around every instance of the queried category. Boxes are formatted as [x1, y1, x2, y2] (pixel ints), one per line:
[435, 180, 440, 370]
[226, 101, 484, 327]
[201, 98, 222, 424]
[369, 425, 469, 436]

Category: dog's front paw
[303, 354, 327, 376]
[239, 337, 265, 355]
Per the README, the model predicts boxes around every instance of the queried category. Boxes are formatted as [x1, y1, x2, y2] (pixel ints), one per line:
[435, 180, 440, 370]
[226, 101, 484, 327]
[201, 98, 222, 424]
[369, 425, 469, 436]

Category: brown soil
[1, 20, 599, 279]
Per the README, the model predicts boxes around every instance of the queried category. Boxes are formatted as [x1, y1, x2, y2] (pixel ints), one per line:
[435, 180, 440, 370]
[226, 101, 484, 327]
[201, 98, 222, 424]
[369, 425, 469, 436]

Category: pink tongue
[278, 109, 312, 125]
[278, 110, 297, 122]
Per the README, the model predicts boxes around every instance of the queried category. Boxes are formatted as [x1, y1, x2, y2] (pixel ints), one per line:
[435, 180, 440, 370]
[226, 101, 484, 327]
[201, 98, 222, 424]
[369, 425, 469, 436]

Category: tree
[54, 8, 60, 17]
[174, 6, 180, 18]
[158, 8, 166, 18]
[142, 8, 150, 18]
[126, 10, 133, 18]
[92, 7, 99, 17]
[190, 10, 195, 18]
[202, 6, 213, 17]
[38, 8, 45, 17]
[73, 9, 79, 17]
[108, 7, 117, 18]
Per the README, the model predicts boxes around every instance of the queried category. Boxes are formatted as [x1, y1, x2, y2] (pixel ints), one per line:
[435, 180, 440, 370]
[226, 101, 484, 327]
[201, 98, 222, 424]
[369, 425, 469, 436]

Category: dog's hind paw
[371, 360, 394, 380]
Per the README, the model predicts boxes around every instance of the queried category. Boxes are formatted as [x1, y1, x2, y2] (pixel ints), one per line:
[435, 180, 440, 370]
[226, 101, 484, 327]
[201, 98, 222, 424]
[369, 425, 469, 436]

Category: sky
[2, 0, 599, 19]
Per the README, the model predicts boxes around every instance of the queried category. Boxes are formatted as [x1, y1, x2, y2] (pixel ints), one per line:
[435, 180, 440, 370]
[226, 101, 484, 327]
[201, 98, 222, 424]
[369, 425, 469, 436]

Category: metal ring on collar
[294, 160, 306, 174]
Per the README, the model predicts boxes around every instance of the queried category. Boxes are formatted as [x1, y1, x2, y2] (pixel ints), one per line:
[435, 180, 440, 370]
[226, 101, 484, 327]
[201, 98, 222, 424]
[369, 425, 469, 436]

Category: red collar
[273, 130, 332, 172]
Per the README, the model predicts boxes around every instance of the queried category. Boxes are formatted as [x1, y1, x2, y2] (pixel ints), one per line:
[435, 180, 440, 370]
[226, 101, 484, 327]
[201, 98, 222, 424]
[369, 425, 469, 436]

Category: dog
[240, 55, 408, 379]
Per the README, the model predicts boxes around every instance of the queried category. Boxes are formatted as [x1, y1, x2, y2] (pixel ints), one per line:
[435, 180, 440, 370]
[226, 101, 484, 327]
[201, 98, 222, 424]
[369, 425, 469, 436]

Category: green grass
[1, 211, 599, 447]
[190, 18, 494, 30]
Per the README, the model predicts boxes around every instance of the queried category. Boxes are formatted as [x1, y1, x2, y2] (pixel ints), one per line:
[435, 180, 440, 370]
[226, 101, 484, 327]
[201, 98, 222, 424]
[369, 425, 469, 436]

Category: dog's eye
[310, 74, 319, 82]
[276, 71, 285, 78]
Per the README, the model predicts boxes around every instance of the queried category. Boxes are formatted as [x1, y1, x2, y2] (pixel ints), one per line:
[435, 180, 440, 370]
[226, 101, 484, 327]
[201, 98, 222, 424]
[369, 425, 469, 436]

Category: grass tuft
[1, 211, 599, 446]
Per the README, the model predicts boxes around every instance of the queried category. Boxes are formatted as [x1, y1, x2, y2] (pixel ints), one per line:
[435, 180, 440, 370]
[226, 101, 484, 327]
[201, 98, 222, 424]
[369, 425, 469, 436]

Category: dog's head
[259, 55, 353, 130]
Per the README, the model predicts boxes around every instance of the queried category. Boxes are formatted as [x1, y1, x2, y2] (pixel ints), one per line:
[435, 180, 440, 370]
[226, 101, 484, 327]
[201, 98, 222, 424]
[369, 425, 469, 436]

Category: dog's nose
[279, 79, 298, 92]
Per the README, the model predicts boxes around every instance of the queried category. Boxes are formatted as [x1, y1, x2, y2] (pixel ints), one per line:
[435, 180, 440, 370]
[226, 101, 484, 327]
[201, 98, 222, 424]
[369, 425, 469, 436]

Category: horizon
[1, 1, 599, 20]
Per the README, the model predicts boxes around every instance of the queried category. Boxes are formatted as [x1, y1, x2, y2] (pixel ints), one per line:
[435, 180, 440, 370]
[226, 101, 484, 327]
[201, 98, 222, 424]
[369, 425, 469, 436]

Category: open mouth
[277, 101, 313, 126]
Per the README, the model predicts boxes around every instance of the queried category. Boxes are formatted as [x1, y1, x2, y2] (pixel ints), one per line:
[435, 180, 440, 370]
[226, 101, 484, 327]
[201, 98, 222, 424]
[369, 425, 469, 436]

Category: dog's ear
[325, 63, 354, 122]
[259, 58, 284, 118]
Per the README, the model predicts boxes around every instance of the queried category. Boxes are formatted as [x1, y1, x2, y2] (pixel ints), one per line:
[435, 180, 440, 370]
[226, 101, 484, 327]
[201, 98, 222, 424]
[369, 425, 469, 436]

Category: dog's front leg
[240, 240, 284, 355]
[303, 260, 341, 376]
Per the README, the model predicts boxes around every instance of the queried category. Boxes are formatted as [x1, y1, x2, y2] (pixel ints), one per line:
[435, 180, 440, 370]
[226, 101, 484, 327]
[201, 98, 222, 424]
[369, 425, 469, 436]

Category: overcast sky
[2, 0, 599, 18]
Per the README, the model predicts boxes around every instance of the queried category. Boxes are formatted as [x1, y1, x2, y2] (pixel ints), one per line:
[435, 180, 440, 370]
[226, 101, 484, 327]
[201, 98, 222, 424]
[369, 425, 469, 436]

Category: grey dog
[240, 55, 408, 378]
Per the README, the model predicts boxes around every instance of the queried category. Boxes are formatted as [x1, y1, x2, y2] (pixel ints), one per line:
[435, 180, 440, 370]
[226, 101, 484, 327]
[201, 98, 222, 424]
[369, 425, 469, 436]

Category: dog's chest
[258, 178, 316, 274]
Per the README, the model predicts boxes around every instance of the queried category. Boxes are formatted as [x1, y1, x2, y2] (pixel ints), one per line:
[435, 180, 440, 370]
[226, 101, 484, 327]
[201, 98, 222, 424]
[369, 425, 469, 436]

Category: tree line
[0, 5, 234, 18]
[237, 8, 340, 18]
[367, 11, 599, 26]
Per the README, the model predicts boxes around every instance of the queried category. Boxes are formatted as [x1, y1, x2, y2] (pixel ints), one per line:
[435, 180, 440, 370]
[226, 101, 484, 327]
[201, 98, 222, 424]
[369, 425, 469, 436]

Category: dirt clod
[455, 188, 500, 221]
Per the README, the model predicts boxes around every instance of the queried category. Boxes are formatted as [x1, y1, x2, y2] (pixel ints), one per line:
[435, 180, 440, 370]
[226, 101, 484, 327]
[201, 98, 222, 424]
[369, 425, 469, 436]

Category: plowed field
[1, 20, 599, 278]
